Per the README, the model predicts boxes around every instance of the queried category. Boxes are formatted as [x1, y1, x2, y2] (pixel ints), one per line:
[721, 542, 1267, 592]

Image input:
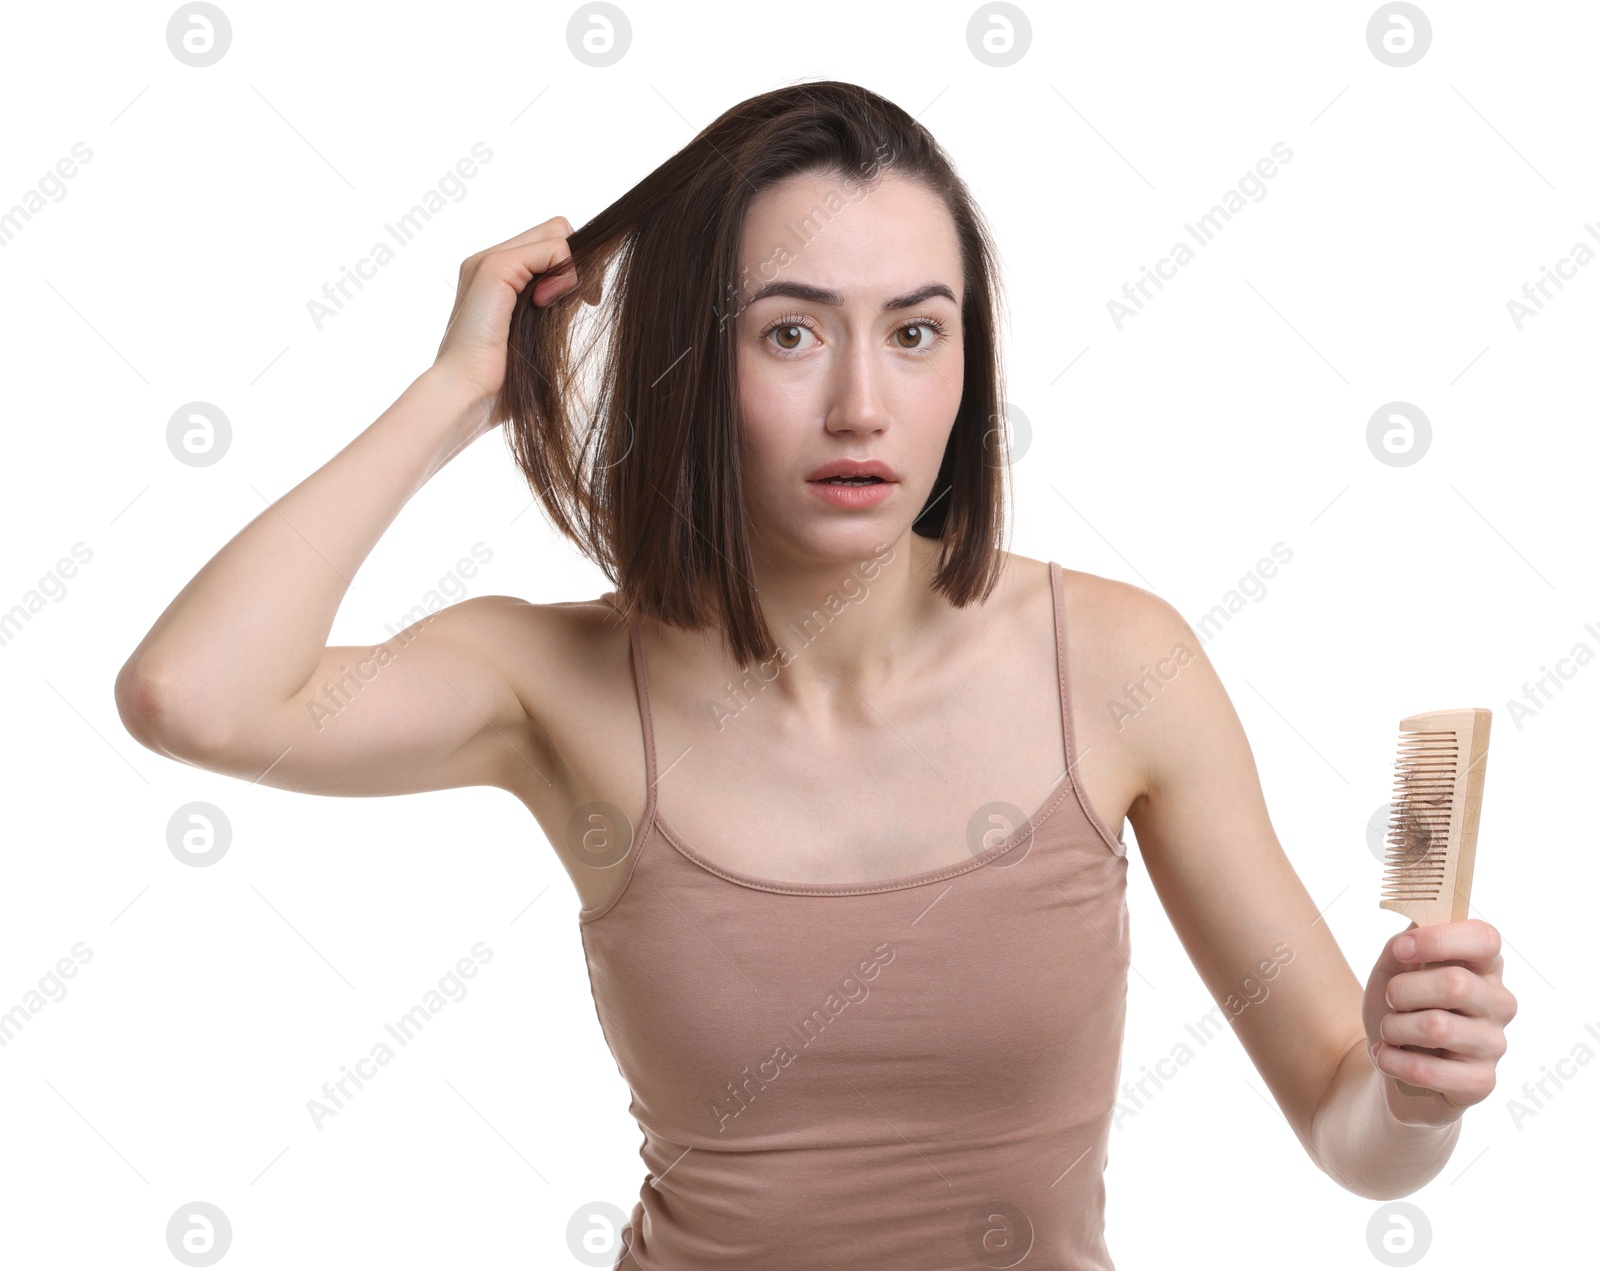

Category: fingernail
[1394, 935, 1417, 960]
[1370, 1040, 1381, 1061]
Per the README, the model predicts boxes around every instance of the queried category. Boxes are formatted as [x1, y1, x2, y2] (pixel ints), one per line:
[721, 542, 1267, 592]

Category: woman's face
[733, 170, 965, 570]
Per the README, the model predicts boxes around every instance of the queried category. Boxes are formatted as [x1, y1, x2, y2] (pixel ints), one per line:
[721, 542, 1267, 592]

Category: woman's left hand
[1362, 918, 1517, 1125]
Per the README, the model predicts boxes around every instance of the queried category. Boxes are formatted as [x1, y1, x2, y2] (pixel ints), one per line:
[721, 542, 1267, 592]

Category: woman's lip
[807, 479, 896, 507]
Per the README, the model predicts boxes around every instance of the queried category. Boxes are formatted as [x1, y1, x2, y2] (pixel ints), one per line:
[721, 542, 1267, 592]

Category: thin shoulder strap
[625, 615, 661, 816]
[1048, 561, 1126, 856]
[601, 590, 660, 820]
[1047, 560, 1082, 783]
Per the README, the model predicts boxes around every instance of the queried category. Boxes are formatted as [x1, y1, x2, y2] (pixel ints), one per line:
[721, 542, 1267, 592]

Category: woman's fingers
[481, 228, 581, 307]
[471, 215, 575, 262]
[434, 220, 585, 408]
[1379, 1008, 1508, 1060]
[1386, 962, 1505, 1019]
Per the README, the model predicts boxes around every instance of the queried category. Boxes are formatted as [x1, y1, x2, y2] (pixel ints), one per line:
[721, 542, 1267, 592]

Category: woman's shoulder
[434, 588, 634, 707]
[1037, 559, 1203, 697]
[1002, 552, 1189, 642]
[1066, 562, 1188, 631]
[430, 589, 625, 643]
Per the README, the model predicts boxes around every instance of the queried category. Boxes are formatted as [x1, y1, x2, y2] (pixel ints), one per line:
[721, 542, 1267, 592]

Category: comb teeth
[1379, 708, 1489, 951]
[1381, 729, 1458, 901]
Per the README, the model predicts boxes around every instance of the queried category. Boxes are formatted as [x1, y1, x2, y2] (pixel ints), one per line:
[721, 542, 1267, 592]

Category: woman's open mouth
[807, 476, 895, 507]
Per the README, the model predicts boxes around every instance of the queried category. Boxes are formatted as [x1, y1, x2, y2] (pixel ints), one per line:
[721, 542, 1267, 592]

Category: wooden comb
[1378, 707, 1492, 1096]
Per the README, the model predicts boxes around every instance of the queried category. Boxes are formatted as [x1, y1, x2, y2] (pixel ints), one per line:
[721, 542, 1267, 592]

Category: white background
[0, 1, 1591, 1267]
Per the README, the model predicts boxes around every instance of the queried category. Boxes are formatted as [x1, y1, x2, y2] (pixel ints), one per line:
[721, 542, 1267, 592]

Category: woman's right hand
[432, 215, 585, 427]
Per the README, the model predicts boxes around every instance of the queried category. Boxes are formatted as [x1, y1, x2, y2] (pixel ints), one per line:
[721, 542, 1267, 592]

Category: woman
[115, 80, 1515, 1269]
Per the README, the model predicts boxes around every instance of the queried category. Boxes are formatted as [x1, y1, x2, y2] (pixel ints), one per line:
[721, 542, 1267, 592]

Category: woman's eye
[768, 323, 815, 353]
[761, 317, 946, 356]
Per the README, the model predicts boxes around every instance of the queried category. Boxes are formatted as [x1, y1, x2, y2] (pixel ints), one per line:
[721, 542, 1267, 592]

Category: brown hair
[501, 78, 1012, 667]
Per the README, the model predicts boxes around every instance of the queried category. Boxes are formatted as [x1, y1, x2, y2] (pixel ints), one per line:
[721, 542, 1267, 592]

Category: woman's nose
[825, 350, 890, 434]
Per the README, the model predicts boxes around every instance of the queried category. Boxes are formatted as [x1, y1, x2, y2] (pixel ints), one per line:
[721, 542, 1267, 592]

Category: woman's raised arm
[114, 217, 585, 797]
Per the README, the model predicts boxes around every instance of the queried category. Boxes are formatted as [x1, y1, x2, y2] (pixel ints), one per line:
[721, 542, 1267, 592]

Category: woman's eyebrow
[744, 280, 958, 310]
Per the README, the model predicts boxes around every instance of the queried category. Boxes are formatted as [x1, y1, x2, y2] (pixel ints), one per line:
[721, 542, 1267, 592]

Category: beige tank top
[579, 560, 1131, 1269]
